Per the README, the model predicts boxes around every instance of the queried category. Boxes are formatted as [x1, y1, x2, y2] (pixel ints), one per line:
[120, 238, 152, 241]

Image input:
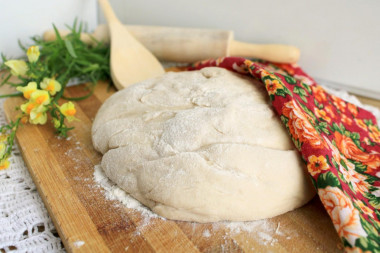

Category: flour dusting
[93, 165, 160, 218]
[203, 229, 211, 238]
[73, 240, 85, 248]
[93, 164, 297, 248]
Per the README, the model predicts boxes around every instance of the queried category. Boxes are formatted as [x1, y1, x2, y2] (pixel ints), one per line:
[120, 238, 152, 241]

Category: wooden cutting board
[3, 80, 344, 252]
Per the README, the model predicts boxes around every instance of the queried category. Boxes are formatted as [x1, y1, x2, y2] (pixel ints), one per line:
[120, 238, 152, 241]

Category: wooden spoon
[98, 0, 165, 90]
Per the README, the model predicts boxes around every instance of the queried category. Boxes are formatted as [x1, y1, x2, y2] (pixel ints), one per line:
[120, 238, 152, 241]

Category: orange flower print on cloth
[368, 124, 380, 143]
[348, 103, 359, 117]
[314, 108, 331, 123]
[342, 114, 353, 126]
[318, 186, 367, 246]
[311, 85, 327, 103]
[307, 155, 329, 176]
[189, 57, 380, 252]
[338, 159, 370, 195]
[264, 79, 282, 95]
[332, 95, 347, 113]
[346, 247, 372, 253]
[354, 200, 375, 219]
[334, 131, 380, 172]
[282, 100, 325, 149]
[355, 119, 368, 131]
[325, 105, 337, 120]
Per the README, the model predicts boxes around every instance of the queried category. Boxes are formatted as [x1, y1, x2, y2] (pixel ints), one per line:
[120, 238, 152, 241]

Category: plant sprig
[0, 20, 111, 169]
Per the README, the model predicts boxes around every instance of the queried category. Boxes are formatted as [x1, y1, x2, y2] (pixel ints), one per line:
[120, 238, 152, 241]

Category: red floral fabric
[189, 57, 380, 252]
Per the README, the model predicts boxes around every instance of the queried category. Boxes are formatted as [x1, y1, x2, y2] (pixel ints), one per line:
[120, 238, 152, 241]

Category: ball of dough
[92, 67, 315, 222]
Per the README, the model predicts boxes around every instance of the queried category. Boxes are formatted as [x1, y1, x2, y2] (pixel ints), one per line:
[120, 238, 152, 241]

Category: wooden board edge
[3, 98, 111, 253]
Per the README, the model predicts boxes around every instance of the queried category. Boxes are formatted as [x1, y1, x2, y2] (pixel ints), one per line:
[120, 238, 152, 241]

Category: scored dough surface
[92, 67, 315, 222]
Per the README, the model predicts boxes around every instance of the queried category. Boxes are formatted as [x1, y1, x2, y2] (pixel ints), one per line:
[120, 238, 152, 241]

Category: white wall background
[98, 0, 380, 99]
[1, 0, 379, 98]
[0, 0, 97, 59]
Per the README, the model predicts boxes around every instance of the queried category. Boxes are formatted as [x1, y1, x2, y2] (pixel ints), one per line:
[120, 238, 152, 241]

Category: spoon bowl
[98, 0, 165, 90]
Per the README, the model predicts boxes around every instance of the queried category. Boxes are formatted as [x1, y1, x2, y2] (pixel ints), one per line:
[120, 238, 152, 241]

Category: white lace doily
[0, 83, 378, 253]
[0, 99, 64, 253]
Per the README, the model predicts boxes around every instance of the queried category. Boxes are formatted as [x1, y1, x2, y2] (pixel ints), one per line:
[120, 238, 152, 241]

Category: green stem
[0, 73, 12, 86]
[62, 86, 95, 101]
[0, 92, 23, 99]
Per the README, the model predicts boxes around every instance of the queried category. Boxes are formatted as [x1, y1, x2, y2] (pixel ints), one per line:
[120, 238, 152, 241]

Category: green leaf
[351, 132, 360, 140]
[298, 101, 317, 122]
[276, 89, 287, 97]
[322, 127, 330, 135]
[332, 122, 343, 134]
[325, 155, 332, 166]
[284, 86, 293, 96]
[301, 82, 312, 94]
[353, 139, 365, 151]
[355, 237, 369, 249]
[364, 119, 374, 126]
[359, 216, 380, 245]
[292, 137, 302, 151]
[369, 197, 380, 209]
[262, 75, 273, 81]
[319, 124, 330, 133]
[64, 40, 77, 58]
[340, 158, 348, 170]
[350, 159, 367, 173]
[366, 174, 380, 184]
[294, 86, 308, 97]
[310, 175, 318, 190]
[314, 98, 324, 109]
[280, 115, 288, 125]
[284, 75, 296, 84]
[332, 157, 339, 169]
[317, 171, 341, 189]
[319, 121, 328, 128]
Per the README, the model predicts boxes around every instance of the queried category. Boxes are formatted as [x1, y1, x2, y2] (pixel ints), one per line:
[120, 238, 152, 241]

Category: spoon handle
[98, 0, 120, 24]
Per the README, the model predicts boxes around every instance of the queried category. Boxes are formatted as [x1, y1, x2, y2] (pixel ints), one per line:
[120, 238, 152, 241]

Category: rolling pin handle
[229, 40, 300, 63]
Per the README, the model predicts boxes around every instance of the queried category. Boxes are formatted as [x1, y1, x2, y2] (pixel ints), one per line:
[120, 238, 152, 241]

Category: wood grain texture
[3, 80, 344, 252]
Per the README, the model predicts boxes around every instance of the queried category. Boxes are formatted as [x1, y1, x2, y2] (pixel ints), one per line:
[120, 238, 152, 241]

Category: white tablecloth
[0, 99, 64, 253]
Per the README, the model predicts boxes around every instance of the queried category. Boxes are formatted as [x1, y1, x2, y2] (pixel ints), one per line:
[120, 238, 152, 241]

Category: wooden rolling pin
[43, 24, 300, 63]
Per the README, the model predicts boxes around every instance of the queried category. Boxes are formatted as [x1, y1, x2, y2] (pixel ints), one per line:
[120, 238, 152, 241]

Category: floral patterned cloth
[189, 57, 380, 252]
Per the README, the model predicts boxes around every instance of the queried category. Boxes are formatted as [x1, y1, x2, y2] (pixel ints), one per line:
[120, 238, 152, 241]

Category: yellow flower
[20, 101, 38, 114]
[30, 90, 50, 106]
[40, 78, 61, 96]
[16, 82, 37, 99]
[0, 134, 8, 142]
[0, 142, 6, 158]
[29, 107, 47, 125]
[307, 155, 329, 176]
[53, 118, 62, 129]
[264, 79, 283, 95]
[59, 102, 77, 122]
[20, 116, 29, 124]
[0, 158, 10, 170]
[27, 45, 40, 63]
[4, 60, 28, 76]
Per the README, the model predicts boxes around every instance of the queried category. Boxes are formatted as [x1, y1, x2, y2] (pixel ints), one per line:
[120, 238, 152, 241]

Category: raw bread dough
[92, 67, 316, 222]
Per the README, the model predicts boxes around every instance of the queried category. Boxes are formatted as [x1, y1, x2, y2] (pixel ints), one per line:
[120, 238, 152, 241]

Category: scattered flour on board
[93, 165, 160, 218]
[202, 229, 211, 238]
[73, 240, 85, 248]
[93, 165, 299, 247]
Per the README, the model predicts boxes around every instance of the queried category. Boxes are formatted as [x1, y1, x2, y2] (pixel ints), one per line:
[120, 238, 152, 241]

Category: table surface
[1, 71, 379, 253]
